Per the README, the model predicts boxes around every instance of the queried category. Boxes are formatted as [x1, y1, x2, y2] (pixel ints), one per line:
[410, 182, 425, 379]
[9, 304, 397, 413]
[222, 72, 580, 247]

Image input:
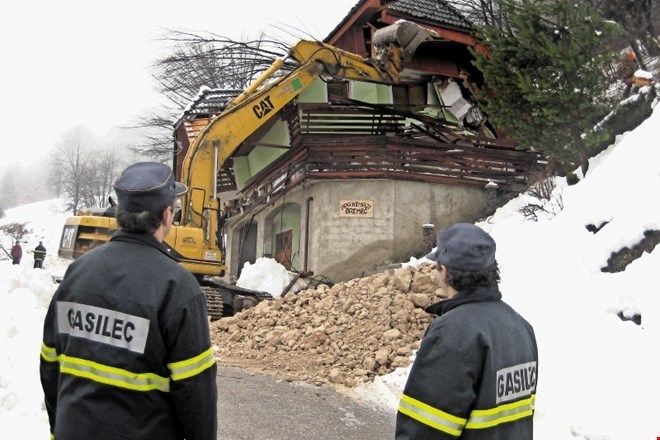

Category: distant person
[40, 162, 217, 440]
[396, 223, 538, 439]
[618, 51, 640, 97]
[33, 241, 46, 268]
[11, 241, 22, 265]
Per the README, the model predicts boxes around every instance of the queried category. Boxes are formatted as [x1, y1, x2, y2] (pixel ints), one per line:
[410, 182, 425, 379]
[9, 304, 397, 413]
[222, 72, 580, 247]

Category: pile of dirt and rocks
[210, 263, 446, 388]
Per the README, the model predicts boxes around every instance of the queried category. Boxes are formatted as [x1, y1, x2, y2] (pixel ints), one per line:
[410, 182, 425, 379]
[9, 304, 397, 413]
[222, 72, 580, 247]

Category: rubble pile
[210, 263, 446, 387]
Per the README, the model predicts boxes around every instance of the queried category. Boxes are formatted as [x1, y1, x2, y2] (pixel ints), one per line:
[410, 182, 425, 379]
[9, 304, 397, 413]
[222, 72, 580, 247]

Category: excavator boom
[179, 21, 436, 248]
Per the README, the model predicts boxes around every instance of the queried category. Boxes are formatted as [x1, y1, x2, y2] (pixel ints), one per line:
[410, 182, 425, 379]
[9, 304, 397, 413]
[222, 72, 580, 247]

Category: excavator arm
[179, 21, 435, 257]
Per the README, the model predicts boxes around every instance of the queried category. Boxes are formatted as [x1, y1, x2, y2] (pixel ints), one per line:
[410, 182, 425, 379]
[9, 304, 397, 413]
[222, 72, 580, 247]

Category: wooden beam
[325, 0, 382, 46]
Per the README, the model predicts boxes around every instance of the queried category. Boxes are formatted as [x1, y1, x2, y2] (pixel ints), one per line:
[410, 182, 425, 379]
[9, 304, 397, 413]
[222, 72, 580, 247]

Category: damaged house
[173, 0, 545, 284]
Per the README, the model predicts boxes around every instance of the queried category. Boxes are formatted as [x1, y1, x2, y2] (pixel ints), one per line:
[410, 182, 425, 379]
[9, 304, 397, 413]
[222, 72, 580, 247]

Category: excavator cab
[58, 213, 117, 259]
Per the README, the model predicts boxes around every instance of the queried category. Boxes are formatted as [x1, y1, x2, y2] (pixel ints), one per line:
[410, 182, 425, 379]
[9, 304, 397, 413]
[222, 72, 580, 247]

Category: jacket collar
[110, 230, 178, 261]
[425, 285, 502, 316]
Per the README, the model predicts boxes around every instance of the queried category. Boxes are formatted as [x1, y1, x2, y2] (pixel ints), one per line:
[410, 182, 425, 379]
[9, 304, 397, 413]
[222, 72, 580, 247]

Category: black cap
[113, 162, 188, 212]
[426, 223, 496, 271]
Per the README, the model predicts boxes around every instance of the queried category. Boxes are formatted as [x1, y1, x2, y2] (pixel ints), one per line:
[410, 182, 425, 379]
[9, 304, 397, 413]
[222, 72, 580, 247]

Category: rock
[383, 328, 401, 340]
[408, 293, 430, 308]
[329, 368, 342, 383]
[375, 347, 392, 365]
[392, 267, 413, 292]
[211, 264, 444, 389]
[363, 357, 377, 372]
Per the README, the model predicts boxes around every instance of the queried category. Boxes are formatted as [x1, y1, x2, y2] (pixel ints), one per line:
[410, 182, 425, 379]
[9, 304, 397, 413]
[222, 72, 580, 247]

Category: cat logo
[253, 95, 274, 119]
[182, 237, 196, 245]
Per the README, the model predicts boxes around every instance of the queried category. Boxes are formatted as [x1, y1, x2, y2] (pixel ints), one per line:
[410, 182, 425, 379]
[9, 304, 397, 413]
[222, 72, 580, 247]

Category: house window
[393, 84, 426, 112]
[328, 80, 349, 103]
[275, 229, 293, 270]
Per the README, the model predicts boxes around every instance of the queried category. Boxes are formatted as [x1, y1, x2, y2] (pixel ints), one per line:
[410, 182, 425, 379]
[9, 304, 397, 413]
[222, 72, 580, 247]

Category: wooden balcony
[227, 126, 545, 225]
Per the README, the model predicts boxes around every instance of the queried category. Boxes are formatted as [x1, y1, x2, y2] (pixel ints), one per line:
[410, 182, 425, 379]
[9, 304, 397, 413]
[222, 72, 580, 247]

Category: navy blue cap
[113, 162, 188, 212]
[426, 223, 496, 271]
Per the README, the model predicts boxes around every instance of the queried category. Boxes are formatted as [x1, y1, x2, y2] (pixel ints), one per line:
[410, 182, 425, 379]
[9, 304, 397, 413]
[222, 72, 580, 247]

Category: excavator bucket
[372, 21, 437, 61]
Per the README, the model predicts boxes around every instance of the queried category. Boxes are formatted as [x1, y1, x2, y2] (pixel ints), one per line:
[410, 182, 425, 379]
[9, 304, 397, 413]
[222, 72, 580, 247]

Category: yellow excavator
[58, 21, 436, 319]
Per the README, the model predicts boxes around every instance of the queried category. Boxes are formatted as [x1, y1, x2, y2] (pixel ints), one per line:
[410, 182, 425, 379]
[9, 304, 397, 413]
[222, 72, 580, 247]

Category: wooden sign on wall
[339, 200, 374, 218]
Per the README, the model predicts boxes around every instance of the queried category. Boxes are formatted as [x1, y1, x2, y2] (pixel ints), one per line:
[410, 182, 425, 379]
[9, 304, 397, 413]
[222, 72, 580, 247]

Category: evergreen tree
[472, 0, 621, 175]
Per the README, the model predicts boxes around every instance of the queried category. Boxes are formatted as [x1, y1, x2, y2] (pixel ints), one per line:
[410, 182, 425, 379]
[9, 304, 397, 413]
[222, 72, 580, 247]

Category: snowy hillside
[0, 199, 71, 277]
[362, 95, 660, 439]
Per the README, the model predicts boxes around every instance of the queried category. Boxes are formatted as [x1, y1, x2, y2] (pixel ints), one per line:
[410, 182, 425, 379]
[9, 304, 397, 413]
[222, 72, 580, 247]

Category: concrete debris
[210, 263, 446, 388]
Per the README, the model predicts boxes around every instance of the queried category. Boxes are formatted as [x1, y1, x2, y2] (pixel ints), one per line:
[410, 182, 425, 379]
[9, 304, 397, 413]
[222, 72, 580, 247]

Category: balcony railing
[227, 133, 545, 225]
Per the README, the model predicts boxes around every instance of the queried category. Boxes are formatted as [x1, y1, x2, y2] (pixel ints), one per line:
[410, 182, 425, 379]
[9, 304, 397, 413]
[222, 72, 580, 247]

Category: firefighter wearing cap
[33, 241, 46, 268]
[396, 223, 538, 439]
[40, 162, 217, 440]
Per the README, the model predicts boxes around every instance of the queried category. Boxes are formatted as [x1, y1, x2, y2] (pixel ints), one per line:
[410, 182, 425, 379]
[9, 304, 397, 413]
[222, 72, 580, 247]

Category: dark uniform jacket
[34, 243, 46, 260]
[396, 286, 537, 439]
[40, 231, 217, 440]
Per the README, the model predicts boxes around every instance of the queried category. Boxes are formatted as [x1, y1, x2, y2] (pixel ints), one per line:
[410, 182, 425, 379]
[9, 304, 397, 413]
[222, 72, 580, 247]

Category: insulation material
[436, 80, 472, 120]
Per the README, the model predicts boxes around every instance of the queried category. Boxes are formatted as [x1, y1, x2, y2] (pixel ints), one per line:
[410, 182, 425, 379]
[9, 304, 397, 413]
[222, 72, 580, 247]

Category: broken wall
[226, 179, 489, 283]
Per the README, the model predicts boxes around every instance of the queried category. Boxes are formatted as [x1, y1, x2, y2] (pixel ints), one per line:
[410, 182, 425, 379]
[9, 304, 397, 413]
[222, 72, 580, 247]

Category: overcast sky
[1, 0, 358, 167]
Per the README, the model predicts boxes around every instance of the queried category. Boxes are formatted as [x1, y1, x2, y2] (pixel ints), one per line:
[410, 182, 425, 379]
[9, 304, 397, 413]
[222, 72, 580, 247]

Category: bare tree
[0, 222, 31, 242]
[126, 110, 179, 160]
[48, 160, 64, 199]
[0, 162, 58, 209]
[51, 127, 94, 214]
[153, 30, 289, 106]
[519, 177, 564, 221]
[451, 0, 507, 27]
[129, 30, 291, 159]
[0, 223, 31, 261]
[81, 147, 121, 209]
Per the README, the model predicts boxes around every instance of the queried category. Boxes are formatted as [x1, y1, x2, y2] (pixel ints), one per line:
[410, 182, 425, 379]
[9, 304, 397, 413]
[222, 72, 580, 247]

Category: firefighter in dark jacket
[40, 162, 218, 440]
[33, 241, 46, 268]
[396, 223, 538, 439]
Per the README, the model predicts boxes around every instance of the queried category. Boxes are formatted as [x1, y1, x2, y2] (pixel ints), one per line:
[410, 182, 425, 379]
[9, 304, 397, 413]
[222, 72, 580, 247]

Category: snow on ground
[0, 200, 70, 438]
[1, 96, 659, 439]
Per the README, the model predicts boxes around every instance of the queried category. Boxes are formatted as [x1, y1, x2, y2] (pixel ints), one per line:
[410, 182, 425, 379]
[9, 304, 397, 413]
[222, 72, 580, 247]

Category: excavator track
[200, 278, 273, 321]
[201, 286, 224, 321]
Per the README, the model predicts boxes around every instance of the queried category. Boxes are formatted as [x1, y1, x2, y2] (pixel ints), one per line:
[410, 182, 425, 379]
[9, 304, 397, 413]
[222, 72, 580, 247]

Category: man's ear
[162, 205, 174, 226]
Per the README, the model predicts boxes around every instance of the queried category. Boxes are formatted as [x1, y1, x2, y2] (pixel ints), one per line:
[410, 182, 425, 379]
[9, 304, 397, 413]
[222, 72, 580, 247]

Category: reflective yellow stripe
[41, 342, 58, 362]
[466, 395, 536, 429]
[167, 347, 216, 381]
[58, 354, 170, 392]
[398, 393, 466, 436]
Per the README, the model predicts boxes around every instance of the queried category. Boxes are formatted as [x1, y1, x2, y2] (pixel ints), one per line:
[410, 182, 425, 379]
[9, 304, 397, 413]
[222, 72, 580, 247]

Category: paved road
[217, 366, 396, 440]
